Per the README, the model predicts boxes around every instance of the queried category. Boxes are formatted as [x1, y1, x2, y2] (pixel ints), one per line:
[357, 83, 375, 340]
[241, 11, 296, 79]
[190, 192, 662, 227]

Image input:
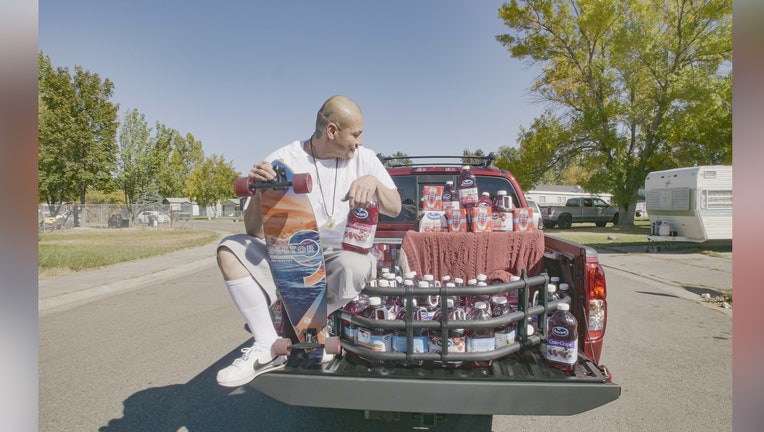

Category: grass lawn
[38, 228, 219, 277]
[544, 219, 732, 256]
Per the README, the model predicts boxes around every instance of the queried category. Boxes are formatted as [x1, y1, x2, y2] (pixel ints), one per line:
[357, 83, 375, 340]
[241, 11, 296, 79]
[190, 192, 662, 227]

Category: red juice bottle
[458, 166, 478, 208]
[478, 192, 492, 207]
[465, 301, 495, 368]
[442, 180, 460, 211]
[544, 303, 579, 372]
[341, 295, 368, 344]
[342, 199, 379, 254]
[492, 190, 514, 231]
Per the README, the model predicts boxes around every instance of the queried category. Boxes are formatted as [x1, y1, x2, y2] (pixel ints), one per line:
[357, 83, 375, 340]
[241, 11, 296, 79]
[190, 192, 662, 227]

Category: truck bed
[249, 275, 620, 416]
[249, 347, 619, 416]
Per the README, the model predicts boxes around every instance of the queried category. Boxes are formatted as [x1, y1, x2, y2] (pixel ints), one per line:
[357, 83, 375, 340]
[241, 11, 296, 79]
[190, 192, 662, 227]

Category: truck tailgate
[249, 349, 620, 416]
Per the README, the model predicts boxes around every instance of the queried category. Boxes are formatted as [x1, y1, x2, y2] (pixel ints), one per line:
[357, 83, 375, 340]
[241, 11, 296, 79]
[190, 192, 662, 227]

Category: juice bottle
[505, 275, 521, 312]
[544, 284, 560, 331]
[429, 298, 466, 367]
[356, 296, 393, 353]
[492, 190, 514, 231]
[392, 304, 430, 361]
[458, 166, 478, 208]
[558, 283, 570, 299]
[342, 199, 379, 254]
[421, 275, 440, 319]
[465, 301, 495, 368]
[492, 296, 516, 346]
[442, 181, 459, 211]
[544, 303, 578, 372]
[341, 295, 368, 344]
[478, 192, 492, 207]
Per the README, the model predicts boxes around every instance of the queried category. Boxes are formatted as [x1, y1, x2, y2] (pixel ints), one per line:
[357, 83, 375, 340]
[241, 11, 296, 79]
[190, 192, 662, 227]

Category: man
[215, 95, 401, 387]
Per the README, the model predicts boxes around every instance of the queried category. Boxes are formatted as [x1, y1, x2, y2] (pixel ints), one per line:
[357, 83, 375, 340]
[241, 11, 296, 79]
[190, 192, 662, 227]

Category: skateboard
[233, 160, 341, 356]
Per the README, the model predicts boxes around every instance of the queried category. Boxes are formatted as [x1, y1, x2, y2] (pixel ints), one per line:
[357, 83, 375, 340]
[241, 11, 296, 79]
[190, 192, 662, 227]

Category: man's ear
[327, 122, 339, 140]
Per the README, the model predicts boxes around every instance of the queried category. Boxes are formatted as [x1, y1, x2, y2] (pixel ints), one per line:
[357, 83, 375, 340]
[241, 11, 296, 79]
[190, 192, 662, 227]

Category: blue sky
[39, 0, 546, 175]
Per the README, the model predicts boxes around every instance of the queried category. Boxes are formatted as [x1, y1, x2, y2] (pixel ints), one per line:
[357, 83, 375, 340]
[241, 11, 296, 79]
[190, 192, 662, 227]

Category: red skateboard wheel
[324, 336, 342, 355]
[291, 173, 313, 194]
[233, 177, 253, 197]
[272, 337, 291, 356]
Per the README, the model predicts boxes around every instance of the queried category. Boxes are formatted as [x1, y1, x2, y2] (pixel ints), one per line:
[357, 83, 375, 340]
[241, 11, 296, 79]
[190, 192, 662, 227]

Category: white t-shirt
[264, 140, 396, 249]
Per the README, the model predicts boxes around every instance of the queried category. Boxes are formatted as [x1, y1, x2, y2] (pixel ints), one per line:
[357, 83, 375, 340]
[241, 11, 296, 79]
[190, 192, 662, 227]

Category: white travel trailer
[644, 165, 732, 242]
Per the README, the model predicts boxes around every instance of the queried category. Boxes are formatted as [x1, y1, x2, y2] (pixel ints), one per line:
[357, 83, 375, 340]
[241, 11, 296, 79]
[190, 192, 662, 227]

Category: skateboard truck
[273, 328, 342, 357]
[233, 163, 313, 197]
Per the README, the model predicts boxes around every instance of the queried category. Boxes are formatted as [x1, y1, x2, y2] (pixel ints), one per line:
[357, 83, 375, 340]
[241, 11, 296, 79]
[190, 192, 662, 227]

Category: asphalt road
[38, 224, 732, 431]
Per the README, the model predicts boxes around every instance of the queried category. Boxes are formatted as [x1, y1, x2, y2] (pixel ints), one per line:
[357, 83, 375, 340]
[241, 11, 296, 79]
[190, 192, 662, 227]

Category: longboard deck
[260, 161, 327, 343]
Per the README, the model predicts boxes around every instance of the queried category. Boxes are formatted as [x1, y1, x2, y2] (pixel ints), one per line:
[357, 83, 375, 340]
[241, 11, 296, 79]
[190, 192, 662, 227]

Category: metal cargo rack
[333, 269, 570, 364]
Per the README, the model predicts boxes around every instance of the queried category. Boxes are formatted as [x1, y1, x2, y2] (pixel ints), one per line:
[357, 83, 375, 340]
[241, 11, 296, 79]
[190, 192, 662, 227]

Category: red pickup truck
[249, 155, 620, 429]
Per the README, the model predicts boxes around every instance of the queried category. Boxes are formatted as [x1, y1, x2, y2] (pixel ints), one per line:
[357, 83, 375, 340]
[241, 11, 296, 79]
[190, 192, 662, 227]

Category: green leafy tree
[462, 149, 486, 166]
[381, 151, 412, 167]
[38, 52, 120, 223]
[156, 131, 204, 198]
[496, 0, 732, 225]
[185, 154, 239, 216]
[117, 109, 160, 214]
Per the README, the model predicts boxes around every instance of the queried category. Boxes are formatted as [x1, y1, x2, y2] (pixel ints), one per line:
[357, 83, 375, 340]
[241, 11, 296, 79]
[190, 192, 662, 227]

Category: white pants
[218, 234, 376, 312]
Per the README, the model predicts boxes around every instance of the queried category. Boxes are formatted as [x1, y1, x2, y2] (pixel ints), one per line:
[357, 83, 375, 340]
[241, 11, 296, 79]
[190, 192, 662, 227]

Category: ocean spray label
[544, 337, 578, 365]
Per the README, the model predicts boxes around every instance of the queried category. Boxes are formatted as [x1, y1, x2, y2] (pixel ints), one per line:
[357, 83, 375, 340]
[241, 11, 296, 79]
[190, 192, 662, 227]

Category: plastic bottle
[429, 298, 466, 367]
[442, 181, 460, 211]
[544, 284, 561, 331]
[342, 199, 379, 254]
[341, 295, 368, 344]
[421, 274, 440, 319]
[558, 283, 570, 299]
[492, 190, 513, 231]
[466, 301, 495, 369]
[478, 192, 492, 207]
[392, 304, 430, 359]
[505, 275, 521, 312]
[544, 303, 579, 372]
[492, 296, 516, 346]
[467, 280, 492, 316]
[356, 296, 392, 353]
[550, 276, 560, 295]
[457, 165, 479, 208]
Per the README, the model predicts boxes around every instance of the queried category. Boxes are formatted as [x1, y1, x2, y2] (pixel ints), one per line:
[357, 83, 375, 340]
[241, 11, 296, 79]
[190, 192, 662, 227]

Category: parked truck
[540, 196, 619, 229]
[248, 155, 620, 429]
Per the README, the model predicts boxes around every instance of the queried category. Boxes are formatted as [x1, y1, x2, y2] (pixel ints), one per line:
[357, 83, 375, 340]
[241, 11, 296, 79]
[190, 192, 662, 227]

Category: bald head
[314, 95, 362, 138]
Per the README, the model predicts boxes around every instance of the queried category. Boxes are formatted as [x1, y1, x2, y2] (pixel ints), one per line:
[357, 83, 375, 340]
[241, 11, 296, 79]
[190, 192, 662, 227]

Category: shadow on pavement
[99, 342, 491, 432]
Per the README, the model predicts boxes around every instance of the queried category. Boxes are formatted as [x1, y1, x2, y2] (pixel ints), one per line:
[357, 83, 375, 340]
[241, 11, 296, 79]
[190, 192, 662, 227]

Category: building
[525, 184, 613, 206]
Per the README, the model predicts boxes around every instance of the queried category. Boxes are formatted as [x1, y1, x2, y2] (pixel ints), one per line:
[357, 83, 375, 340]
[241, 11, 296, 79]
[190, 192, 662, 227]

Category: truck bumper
[248, 351, 620, 416]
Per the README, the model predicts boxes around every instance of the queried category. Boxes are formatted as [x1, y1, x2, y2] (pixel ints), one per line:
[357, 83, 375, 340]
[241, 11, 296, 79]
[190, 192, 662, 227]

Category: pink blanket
[400, 230, 546, 282]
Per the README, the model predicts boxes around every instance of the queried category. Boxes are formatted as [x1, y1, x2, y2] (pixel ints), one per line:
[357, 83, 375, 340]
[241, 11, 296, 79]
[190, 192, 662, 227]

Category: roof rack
[376, 153, 497, 169]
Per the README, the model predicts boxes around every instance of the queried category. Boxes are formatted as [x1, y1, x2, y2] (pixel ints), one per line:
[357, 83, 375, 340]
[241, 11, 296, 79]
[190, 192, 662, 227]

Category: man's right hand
[249, 160, 277, 183]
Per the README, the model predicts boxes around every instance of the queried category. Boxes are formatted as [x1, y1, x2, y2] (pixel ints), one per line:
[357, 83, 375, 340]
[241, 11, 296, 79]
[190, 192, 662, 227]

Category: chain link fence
[36, 203, 224, 231]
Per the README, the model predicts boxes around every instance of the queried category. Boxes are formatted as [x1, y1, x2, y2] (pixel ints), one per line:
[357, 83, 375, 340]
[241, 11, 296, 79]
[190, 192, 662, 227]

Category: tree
[496, 0, 732, 225]
[156, 131, 204, 198]
[116, 109, 160, 213]
[381, 151, 412, 167]
[185, 154, 239, 216]
[462, 149, 486, 166]
[38, 52, 120, 223]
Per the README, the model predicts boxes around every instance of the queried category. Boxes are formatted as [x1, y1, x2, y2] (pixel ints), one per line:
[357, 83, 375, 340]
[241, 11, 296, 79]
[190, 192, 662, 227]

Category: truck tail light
[585, 263, 607, 340]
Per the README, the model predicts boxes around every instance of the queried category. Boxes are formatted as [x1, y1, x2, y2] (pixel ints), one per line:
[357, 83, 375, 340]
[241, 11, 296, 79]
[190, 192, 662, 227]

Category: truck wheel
[558, 214, 573, 229]
[612, 213, 620, 225]
[595, 221, 607, 227]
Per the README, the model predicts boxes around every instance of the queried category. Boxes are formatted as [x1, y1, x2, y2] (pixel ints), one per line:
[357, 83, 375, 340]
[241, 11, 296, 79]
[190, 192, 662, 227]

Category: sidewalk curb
[38, 233, 225, 316]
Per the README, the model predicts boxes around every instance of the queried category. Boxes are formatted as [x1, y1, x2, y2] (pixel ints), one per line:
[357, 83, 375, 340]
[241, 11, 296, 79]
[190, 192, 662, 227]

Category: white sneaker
[216, 343, 286, 387]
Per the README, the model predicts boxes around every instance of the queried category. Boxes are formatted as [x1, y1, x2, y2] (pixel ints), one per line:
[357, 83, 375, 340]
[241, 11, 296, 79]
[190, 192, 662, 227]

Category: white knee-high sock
[224, 276, 277, 348]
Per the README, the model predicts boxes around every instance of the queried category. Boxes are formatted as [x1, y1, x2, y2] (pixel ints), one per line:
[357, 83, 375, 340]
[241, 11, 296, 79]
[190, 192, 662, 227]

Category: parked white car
[136, 211, 170, 224]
